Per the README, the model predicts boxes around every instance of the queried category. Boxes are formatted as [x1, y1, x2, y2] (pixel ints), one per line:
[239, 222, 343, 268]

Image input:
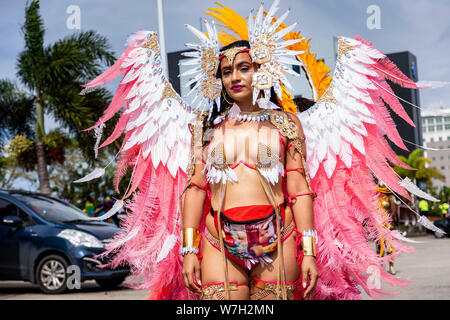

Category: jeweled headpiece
[183, 0, 308, 116]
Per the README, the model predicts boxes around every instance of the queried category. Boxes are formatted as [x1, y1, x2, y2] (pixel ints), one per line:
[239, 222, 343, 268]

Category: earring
[222, 90, 234, 105]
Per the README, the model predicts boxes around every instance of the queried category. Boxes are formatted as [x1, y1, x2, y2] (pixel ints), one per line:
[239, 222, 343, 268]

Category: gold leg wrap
[250, 278, 297, 300]
[200, 282, 238, 300]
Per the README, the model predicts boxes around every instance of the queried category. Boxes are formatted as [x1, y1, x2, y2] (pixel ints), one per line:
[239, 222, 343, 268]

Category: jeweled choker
[227, 109, 271, 122]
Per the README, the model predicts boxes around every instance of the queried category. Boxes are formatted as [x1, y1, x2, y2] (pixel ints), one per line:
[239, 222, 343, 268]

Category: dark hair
[201, 40, 282, 144]
[293, 96, 315, 112]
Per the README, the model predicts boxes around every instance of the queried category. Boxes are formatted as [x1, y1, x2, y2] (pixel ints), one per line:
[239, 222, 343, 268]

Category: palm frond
[0, 79, 36, 148]
[41, 30, 116, 85]
[16, 0, 46, 91]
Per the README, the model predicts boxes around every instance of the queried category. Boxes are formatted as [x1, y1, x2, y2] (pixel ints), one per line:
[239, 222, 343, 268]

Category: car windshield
[12, 194, 91, 223]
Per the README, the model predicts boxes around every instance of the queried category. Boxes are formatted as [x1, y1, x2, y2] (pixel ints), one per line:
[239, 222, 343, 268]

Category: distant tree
[394, 149, 445, 188]
[0, 0, 117, 194]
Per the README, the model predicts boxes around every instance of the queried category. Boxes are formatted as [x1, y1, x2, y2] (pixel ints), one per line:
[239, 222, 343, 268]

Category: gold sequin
[201, 47, 219, 75]
[200, 283, 238, 300]
[201, 77, 222, 101]
[142, 33, 160, 54]
[257, 143, 278, 168]
[337, 36, 355, 59]
[186, 114, 207, 182]
[221, 46, 248, 65]
[317, 85, 337, 104]
[209, 142, 228, 169]
[252, 70, 274, 90]
[249, 34, 277, 64]
[161, 81, 179, 100]
[269, 111, 315, 196]
[250, 281, 296, 300]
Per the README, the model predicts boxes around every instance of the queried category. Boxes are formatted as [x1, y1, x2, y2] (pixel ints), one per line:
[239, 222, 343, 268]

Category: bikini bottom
[205, 219, 295, 271]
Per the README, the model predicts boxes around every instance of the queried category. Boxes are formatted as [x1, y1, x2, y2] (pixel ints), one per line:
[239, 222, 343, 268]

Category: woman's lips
[231, 85, 244, 92]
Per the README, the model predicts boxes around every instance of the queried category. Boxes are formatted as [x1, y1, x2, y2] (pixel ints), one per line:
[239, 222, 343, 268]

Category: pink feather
[374, 80, 415, 127]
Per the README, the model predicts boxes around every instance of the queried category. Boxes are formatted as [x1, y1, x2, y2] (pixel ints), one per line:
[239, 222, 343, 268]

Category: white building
[422, 103, 450, 188]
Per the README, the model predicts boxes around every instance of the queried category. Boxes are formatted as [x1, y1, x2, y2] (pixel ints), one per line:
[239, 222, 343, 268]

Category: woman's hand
[301, 256, 319, 300]
[182, 253, 202, 294]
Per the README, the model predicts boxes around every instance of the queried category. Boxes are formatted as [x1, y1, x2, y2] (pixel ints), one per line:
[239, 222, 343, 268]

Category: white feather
[89, 200, 124, 221]
[74, 168, 105, 183]
[156, 234, 178, 263]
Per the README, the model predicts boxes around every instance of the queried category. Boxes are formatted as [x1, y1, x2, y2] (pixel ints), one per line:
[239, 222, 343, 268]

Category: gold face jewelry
[220, 46, 249, 65]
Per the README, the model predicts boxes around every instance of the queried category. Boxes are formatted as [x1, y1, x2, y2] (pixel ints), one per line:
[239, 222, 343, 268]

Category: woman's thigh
[249, 232, 300, 299]
[200, 237, 250, 300]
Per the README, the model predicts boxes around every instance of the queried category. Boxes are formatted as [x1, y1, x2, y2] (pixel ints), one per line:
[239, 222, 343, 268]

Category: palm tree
[0, 0, 116, 194]
[394, 148, 445, 189]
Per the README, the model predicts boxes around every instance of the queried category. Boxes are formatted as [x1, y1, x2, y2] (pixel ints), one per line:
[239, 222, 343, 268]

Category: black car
[434, 216, 450, 238]
[0, 190, 130, 293]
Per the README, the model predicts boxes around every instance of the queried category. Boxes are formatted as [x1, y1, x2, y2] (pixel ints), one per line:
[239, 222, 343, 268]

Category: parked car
[433, 216, 450, 238]
[0, 190, 129, 293]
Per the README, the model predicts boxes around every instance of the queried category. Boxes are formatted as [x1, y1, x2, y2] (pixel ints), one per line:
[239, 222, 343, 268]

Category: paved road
[0, 278, 149, 300]
[1, 234, 448, 300]
[361, 233, 450, 300]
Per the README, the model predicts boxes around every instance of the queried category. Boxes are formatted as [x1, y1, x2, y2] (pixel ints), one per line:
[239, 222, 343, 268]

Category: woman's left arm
[284, 112, 319, 300]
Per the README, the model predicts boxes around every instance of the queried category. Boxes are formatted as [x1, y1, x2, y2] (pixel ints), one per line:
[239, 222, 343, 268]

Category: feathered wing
[298, 36, 446, 299]
[78, 31, 197, 299]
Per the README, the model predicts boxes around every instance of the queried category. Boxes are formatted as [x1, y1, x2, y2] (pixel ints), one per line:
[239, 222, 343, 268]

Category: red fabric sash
[212, 203, 286, 231]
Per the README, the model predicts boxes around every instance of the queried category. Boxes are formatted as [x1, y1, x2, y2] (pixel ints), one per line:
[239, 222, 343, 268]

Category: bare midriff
[205, 123, 293, 238]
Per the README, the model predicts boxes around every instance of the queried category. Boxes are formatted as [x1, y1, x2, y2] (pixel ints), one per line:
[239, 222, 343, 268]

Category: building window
[432, 157, 436, 161]
[441, 166, 445, 170]
[445, 116, 450, 123]
[436, 117, 443, 123]
[427, 118, 434, 124]
[430, 138, 434, 142]
[423, 127, 427, 132]
[439, 137, 443, 141]
[445, 125, 450, 130]
[429, 126, 435, 132]
[437, 125, 443, 131]
[441, 156, 444, 160]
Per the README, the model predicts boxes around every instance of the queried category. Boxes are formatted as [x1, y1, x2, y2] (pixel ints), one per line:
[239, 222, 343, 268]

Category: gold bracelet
[301, 236, 316, 257]
[182, 228, 200, 248]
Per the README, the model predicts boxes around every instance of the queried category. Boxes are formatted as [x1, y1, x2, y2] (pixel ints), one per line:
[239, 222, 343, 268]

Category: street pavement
[0, 234, 448, 300]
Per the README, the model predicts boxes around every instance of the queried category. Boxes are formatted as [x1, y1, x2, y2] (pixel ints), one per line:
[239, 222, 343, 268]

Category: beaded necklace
[227, 108, 271, 122]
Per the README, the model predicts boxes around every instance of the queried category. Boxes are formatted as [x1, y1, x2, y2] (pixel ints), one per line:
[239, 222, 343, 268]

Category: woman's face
[220, 52, 258, 104]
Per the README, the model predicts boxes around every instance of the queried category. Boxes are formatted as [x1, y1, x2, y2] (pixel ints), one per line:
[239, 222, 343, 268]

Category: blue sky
[1, 0, 449, 119]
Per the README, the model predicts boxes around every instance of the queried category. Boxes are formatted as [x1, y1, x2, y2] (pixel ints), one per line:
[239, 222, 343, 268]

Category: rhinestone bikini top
[203, 121, 285, 185]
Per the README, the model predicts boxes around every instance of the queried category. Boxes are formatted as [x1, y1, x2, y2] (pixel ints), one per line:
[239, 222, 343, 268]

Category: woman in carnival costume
[77, 0, 447, 300]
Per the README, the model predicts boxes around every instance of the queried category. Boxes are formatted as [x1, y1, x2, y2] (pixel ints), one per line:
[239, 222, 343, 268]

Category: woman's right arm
[181, 158, 208, 294]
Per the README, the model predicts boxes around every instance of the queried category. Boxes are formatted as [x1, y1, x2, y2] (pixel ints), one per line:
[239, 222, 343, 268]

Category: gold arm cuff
[183, 228, 200, 248]
[301, 236, 316, 257]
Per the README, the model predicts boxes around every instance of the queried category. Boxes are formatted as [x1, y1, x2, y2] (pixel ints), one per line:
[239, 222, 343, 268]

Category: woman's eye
[240, 66, 249, 72]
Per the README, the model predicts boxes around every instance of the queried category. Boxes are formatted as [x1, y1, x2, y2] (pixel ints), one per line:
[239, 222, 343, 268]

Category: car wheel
[434, 231, 446, 239]
[36, 254, 68, 294]
[95, 277, 126, 290]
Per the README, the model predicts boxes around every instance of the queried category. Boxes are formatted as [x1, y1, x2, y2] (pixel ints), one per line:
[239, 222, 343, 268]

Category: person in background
[376, 182, 397, 275]
[439, 202, 449, 217]
[98, 191, 119, 225]
[83, 195, 96, 217]
[419, 199, 429, 216]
